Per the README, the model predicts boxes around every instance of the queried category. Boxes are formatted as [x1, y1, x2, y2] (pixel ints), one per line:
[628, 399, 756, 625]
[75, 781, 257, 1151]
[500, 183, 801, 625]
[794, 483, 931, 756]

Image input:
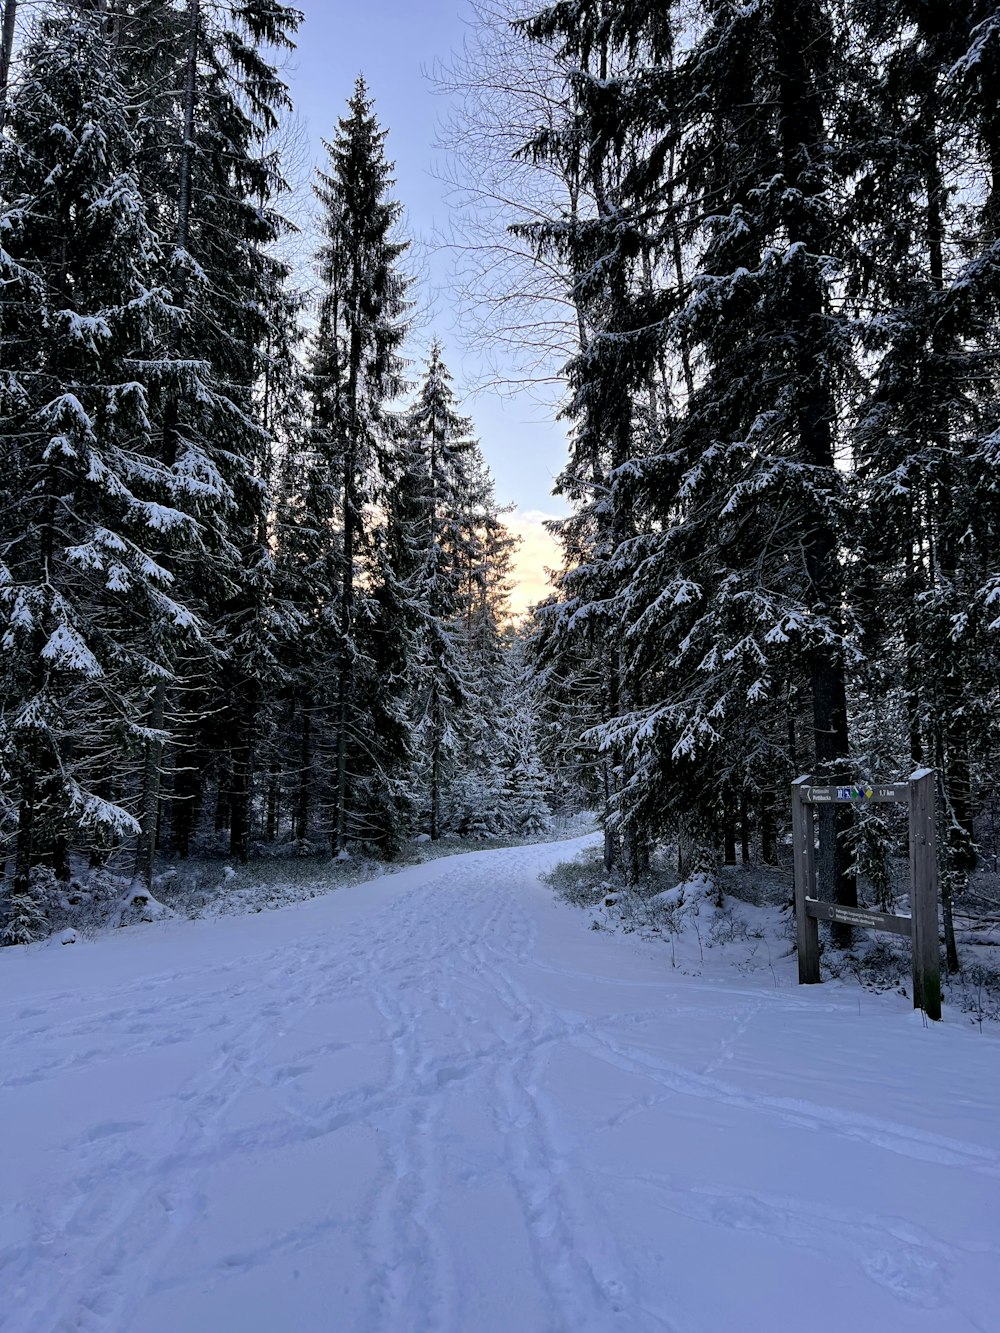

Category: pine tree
[679, 0, 854, 902]
[501, 635, 552, 837]
[0, 8, 200, 923]
[513, 0, 683, 878]
[847, 0, 1000, 966]
[306, 77, 411, 853]
[117, 0, 301, 871]
[405, 344, 480, 838]
[271, 291, 331, 848]
[452, 444, 520, 836]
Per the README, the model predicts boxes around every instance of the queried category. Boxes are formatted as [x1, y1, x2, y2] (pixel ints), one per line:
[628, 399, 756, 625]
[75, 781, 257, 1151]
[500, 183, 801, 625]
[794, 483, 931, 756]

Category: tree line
[4, 0, 998, 956]
[0, 1, 552, 943]
[472, 0, 1000, 962]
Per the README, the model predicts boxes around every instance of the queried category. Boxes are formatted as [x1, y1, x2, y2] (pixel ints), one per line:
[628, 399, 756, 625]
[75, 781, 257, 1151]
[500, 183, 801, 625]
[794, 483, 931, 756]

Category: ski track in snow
[1, 834, 998, 1333]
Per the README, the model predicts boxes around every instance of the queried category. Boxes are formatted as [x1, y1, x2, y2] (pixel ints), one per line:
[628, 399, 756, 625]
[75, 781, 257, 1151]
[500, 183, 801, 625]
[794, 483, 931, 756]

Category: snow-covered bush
[1, 882, 47, 945]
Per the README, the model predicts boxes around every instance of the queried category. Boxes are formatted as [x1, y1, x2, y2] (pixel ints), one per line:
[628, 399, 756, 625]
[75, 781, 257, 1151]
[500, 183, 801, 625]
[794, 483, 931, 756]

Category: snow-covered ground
[1, 833, 997, 1333]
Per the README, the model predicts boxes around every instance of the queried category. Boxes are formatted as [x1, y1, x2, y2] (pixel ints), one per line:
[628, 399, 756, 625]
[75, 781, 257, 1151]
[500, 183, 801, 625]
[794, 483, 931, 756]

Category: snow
[39, 623, 103, 678]
[1, 833, 997, 1333]
[651, 872, 714, 911]
[58, 310, 112, 347]
[67, 786, 141, 840]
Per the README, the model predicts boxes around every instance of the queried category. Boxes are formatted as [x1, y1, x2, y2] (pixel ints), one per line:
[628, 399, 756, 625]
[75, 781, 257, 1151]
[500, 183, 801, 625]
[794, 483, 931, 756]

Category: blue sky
[285, 0, 567, 608]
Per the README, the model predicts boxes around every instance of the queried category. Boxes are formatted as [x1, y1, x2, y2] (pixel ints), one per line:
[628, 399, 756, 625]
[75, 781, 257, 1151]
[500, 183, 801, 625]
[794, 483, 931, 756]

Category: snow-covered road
[1, 834, 998, 1333]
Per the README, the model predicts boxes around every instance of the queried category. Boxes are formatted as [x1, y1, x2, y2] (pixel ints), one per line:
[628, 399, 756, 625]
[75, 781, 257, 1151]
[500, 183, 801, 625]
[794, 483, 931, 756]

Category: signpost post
[791, 769, 941, 1020]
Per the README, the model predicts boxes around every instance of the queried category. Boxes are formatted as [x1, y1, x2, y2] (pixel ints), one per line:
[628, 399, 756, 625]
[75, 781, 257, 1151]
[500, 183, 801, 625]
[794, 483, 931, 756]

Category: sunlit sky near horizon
[284, 1, 566, 613]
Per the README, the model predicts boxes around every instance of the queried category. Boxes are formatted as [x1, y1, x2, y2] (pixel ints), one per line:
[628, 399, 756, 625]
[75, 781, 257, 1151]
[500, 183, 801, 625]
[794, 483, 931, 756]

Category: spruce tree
[452, 444, 519, 836]
[307, 77, 411, 853]
[501, 635, 552, 837]
[406, 344, 479, 838]
[0, 8, 199, 929]
[847, 0, 1000, 966]
[513, 0, 682, 877]
[117, 0, 301, 871]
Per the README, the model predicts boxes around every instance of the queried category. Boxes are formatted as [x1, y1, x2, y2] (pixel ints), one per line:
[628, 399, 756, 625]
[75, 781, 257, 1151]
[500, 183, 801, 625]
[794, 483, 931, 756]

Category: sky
[284, 0, 567, 613]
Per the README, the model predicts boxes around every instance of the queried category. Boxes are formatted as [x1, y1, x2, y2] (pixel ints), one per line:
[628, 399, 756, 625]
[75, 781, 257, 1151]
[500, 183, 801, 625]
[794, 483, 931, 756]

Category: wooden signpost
[791, 768, 941, 1020]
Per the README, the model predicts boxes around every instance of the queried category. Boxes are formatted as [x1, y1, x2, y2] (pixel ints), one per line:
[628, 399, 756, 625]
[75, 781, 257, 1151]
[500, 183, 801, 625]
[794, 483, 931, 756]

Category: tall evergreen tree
[406, 343, 479, 839]
[307, 77, 411, 853]
[847, 0, 1000, 966]
[0, 8, 200, 932]
[117, 0, 301, 872]
[512, 0, 683, 877]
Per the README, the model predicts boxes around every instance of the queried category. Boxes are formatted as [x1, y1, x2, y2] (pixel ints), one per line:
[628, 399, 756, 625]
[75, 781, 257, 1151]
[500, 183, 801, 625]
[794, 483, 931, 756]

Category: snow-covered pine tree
[270, 290, 334, 848]
[253, 271, 309, 846]
[352, 440, 421, 856]
[513, 0, 681, 879]
[527, 589, 608, 820]
[0, 6, 200, 934]
[847, 0, 1000, 966]
[450, 442, 520, 838]
[405, 343, 479, 839]
[500, 634, 552, 837]
[116, 0, 301, 869]
[594, 0, 859, 903]
[306, 78, 412, 853]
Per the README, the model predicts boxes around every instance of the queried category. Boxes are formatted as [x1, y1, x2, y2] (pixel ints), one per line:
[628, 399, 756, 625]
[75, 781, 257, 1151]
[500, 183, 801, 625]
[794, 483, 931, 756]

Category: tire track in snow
[466, 868, 680, 1333]
[363, 966, 449, 1332]
[354, 863, 482, 1333]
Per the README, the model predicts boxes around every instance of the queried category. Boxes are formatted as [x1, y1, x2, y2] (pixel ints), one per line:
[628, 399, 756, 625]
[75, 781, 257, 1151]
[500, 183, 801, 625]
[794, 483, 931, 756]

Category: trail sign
[804, 783, 910, 803]
[791, 769, 941, 1021]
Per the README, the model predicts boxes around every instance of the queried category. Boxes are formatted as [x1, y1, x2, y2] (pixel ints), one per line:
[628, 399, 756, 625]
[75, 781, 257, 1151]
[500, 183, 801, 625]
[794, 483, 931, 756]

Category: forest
[1, 0, 999, 967]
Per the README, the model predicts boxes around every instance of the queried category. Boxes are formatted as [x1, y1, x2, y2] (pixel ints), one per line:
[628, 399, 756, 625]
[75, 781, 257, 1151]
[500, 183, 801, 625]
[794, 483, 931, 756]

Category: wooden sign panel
[804, 783, 910, 804]
[804, 898, 912, 938]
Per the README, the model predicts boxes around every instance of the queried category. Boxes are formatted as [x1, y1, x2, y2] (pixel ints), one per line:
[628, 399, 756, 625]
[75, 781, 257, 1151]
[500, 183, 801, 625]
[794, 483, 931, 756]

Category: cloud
[507, 509, 563, 616]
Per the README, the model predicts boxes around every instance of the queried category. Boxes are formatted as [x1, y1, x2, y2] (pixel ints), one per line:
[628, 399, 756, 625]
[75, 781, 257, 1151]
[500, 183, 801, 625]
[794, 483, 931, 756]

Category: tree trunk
[761, 791, 778, 867]
[135, 682, 166, 890]
[265, 764, 279, 842]
[332, 248, 364, 853]
[176, 0, 199, 264]
[904, 543, 923, 767]
[723, 793, 736, 866]
[170, 745, 202, 859]
[295, 705, 311, 842]
[430, 690, 441, 841]
[13, 771, 36, 898]
[51, 836, 71, 885]
[774, 0, 856, 940]
[602, 757, 615, 874]
[333, 669, 351, 854]
[0, 0, 17, 133]
[228, 698, 256, 863]
[925, 100, 972, 973]
[214, 768, 231, 834]
[135, 1, 199, 888]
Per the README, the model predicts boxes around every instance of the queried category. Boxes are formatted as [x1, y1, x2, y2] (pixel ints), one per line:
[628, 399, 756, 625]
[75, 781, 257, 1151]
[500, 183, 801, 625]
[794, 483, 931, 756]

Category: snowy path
[1, 835, 998, 1333]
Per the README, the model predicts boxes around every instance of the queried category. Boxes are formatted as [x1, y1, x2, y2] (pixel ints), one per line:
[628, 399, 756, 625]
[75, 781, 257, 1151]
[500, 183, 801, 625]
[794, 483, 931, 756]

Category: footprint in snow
[79, 1120, 144, 1144]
